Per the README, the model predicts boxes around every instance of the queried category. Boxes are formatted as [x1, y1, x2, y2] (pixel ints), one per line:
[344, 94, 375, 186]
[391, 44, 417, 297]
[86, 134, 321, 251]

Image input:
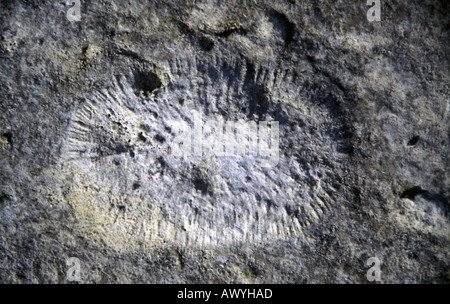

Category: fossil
[59, 54, 354, 250]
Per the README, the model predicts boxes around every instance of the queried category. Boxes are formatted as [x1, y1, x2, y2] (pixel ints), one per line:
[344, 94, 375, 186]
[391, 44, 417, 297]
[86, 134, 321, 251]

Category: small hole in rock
[3, 132, 13, 146]
[400, 186, 427, 200]
[133, 70, 162, 95]
[408, 135, 420, 146]
[138, 132, 147, 142]
[200, 36, 214, 51]
[154, 134, 166, 143]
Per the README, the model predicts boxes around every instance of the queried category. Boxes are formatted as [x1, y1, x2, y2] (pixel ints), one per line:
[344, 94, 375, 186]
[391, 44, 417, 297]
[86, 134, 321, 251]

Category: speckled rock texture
[0, 0, 448, 283]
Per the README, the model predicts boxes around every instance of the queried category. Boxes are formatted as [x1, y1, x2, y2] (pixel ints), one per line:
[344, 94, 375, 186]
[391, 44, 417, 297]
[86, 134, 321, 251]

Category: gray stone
[0, 0, 448, 283]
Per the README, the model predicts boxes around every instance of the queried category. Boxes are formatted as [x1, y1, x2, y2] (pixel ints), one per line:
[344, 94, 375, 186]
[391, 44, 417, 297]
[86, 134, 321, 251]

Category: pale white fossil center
[58, 56, 352, 251]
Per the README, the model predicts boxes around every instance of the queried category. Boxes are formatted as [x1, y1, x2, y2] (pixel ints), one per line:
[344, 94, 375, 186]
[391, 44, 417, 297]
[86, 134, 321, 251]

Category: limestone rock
[0, 0, 448, 283]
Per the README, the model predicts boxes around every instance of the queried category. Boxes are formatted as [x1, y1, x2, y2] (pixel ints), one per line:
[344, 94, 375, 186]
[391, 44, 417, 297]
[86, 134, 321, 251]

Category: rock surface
[0, 0, 448, 283]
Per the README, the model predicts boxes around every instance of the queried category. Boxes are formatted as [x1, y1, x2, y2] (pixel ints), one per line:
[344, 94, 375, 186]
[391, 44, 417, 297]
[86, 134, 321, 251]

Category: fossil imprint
[59, 54, 354, 249]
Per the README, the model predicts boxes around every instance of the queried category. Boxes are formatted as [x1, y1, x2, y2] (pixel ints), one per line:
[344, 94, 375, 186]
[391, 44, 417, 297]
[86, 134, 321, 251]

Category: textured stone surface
[0, 0, 448, 283]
